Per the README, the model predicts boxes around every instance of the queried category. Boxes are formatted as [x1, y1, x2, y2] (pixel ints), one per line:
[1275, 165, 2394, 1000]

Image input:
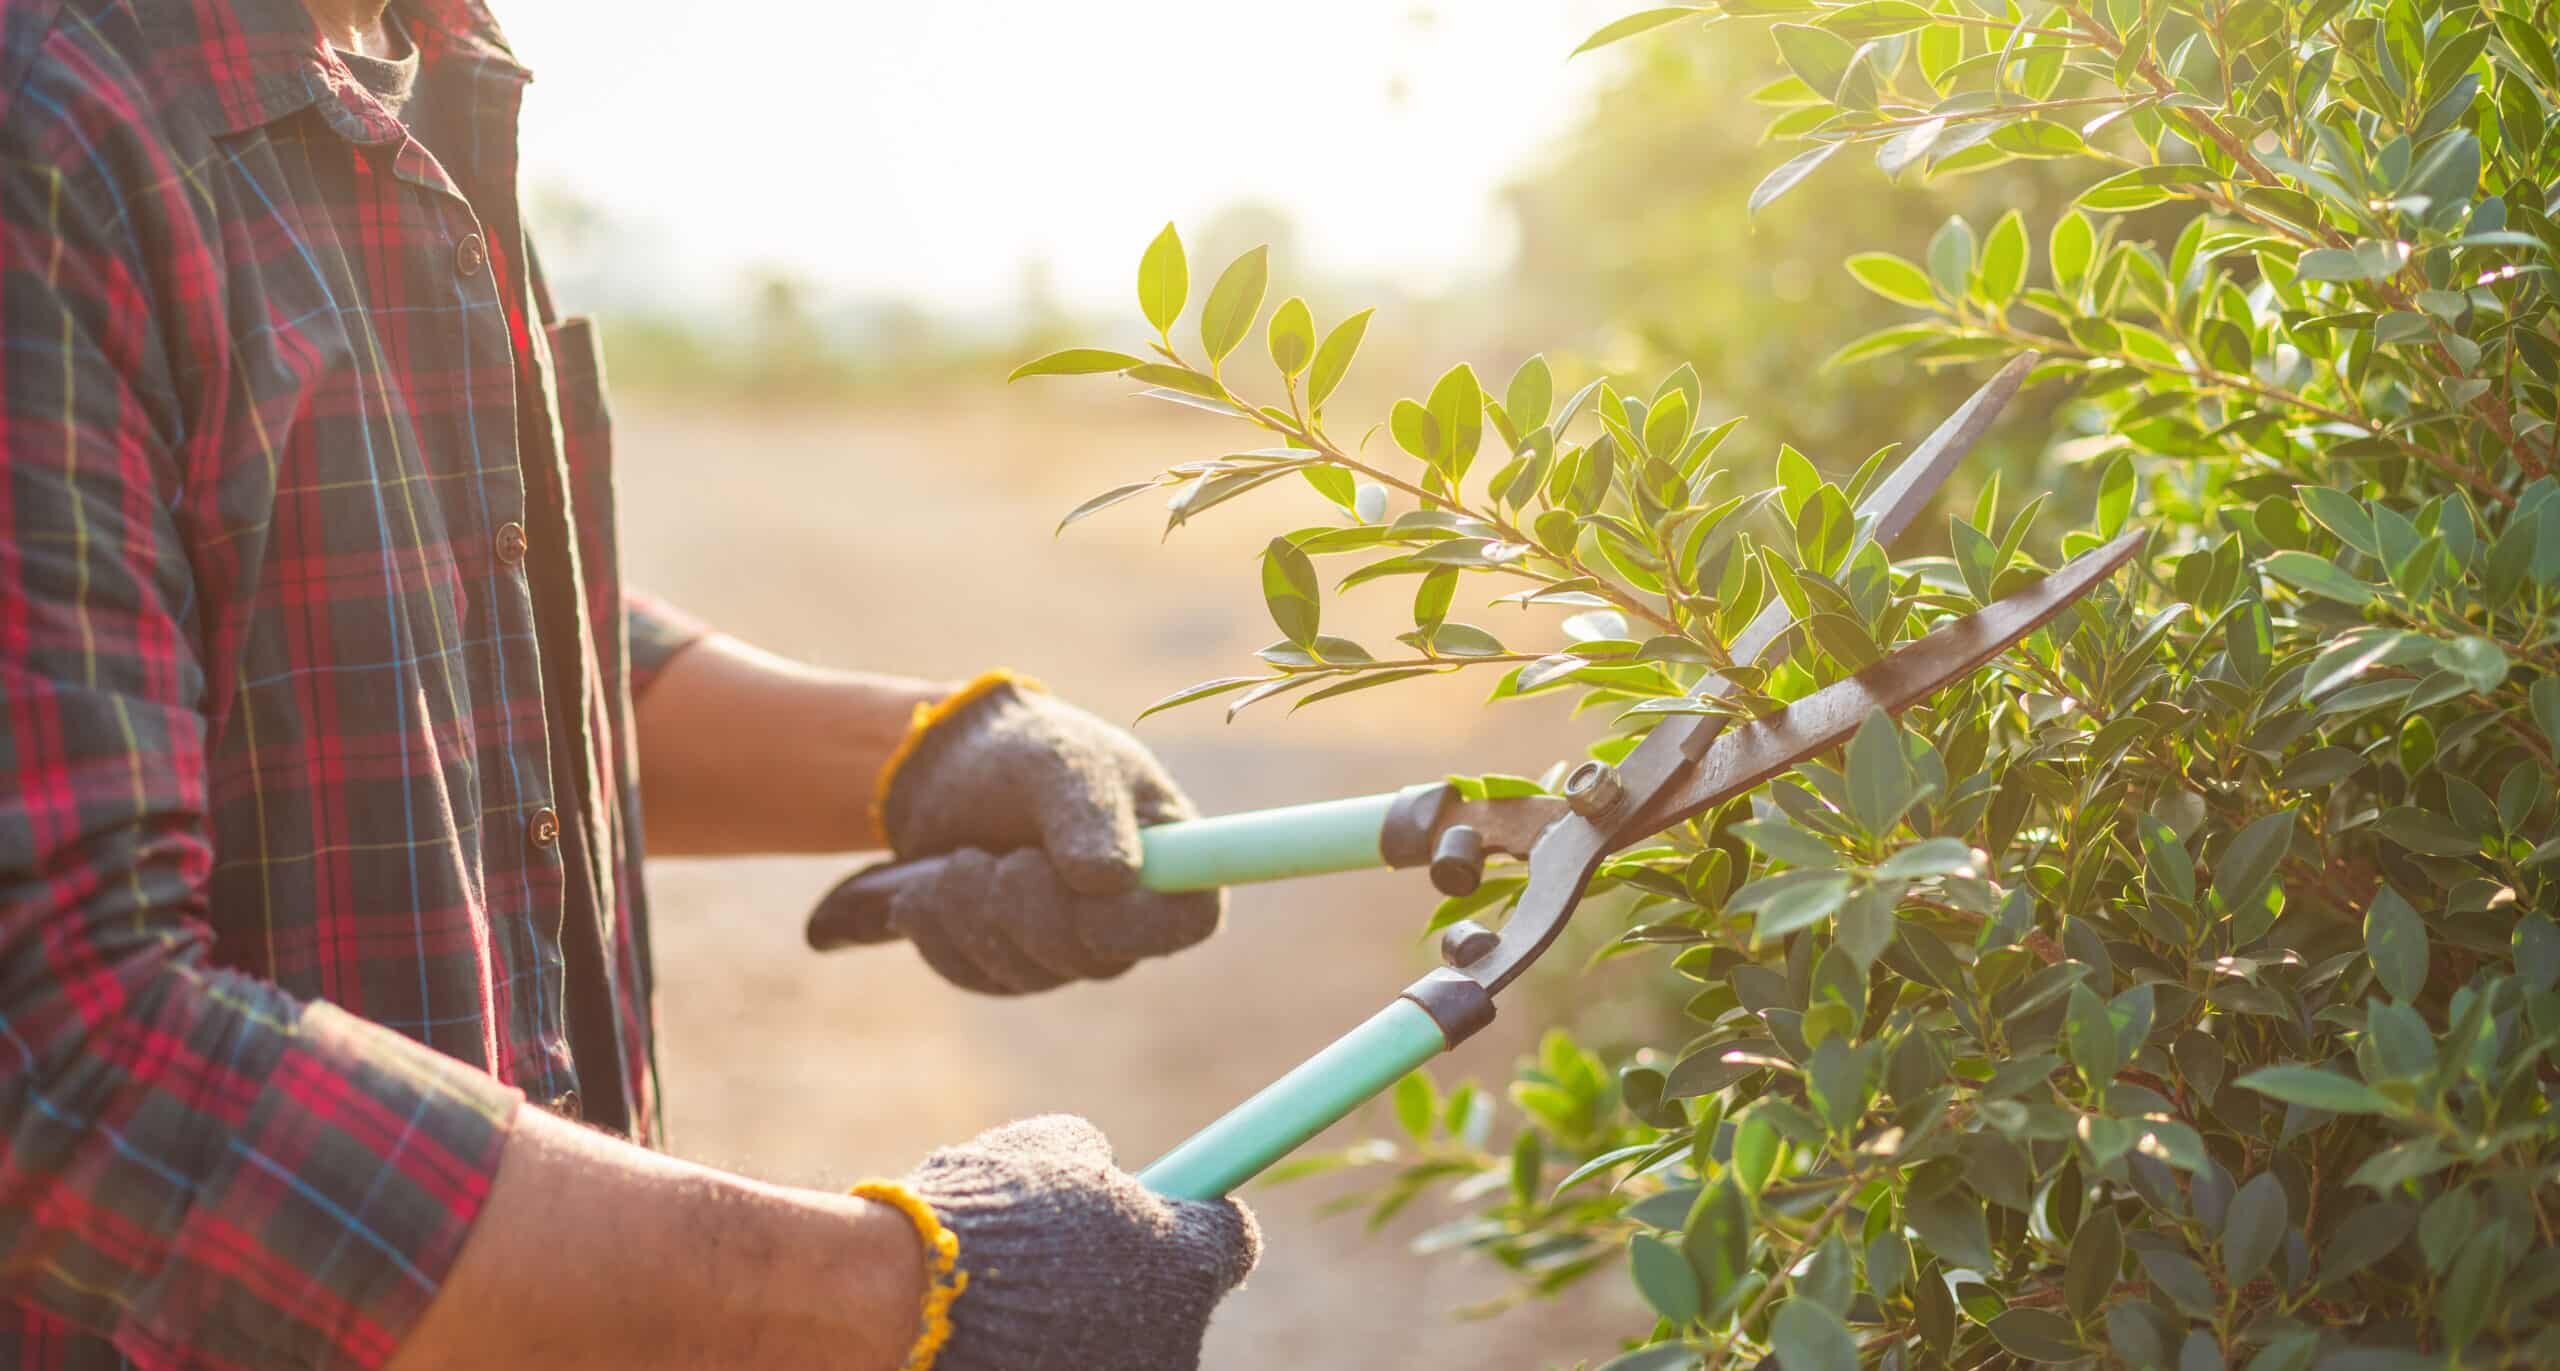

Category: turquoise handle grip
[805, 791, 1407, 950]
[1134, 791, 1398, 891]
[1136, 996, 1451, 1200]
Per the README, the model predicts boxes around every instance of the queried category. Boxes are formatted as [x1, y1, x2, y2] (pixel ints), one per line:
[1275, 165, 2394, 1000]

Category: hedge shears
[809, 354, 2146, 1201]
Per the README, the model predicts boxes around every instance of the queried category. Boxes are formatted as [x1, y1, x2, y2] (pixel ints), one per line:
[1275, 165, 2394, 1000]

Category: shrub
[1018, 0, 2560, 1364]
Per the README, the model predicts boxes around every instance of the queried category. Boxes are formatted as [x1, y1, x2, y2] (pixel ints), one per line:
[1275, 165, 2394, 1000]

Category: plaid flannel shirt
[0, 0, 703, 1365]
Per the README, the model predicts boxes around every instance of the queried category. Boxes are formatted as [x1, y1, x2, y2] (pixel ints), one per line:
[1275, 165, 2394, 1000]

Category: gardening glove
[850, 671, 1225, 994]
[853, 1115, 1260, 1371]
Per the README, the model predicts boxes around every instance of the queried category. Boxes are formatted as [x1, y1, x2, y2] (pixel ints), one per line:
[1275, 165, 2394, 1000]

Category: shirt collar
[142, 0, 529, 140]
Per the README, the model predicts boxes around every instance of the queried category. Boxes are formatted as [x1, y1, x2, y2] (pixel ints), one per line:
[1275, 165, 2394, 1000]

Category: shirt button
[455, 233, 487, 278]
[494, 521, 527, 567]
[528, 806, 560, 851]
[548, 1090, 581, 1120]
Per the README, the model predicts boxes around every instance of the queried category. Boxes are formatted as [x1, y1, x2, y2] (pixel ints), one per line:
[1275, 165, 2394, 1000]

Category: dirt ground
[613, 386, 1644, 1367]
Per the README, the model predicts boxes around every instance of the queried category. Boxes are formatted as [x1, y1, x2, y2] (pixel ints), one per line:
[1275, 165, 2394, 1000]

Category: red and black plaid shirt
[0, 0, 703, 1365]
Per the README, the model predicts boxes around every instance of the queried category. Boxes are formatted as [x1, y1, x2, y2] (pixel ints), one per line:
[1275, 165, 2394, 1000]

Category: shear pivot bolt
[1439, 920, 1500, 968]
[1563, 760, 1625, 821]
[1429, 824, 1486, 897]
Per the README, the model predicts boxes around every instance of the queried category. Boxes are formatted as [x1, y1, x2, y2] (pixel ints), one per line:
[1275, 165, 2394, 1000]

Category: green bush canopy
[1015, 0, 2560, 1364]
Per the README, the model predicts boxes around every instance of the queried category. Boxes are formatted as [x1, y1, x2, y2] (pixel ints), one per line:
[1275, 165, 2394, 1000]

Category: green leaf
[2349, 1136, 2452, 1190]
[2065, 984, 2123, 1084]
[1771, 23, 1855, 96]
[2441, 1224, 2506, 1350]
[2517, 912, 2560, 992]
[1009, 348, 1143, 381]
[2317, 1203, 2412, 1287]
[1754, 876, 1852, 942]
[1875, 837, 1976, 880]
[1905, 1186, 1996, 1271]
[2222, 1171, 2286, 1285]
[1134, 674, 1269, 722]
[1629, 1232, 1703, 1325]
[1731, 1111, 1783, 1194]
[2139, 814, 2195, 904]
[2374, 806, 2476, 858]
[1571, 6, 1705, 57]
[1927, 216, 1975, 300]
[1290, 668, 1441, 711]
[1986, 1308, 2086, 1363]
[1506, 354, 1553, 432]
[1846, 252, 1937, 307]
[1749, 142, 1839, 217]
[1261, 537, 1321, 645]
[2433, 635, 2509, 693]
[2262, 550, 2376, 606]
[2212, 809, 2294, 917]
[1425, 364, 1485, 478]
[2235, 1065, 2389, 1114]
[1137, 222, 1187, 336]
[2297, 240, 2411, 281]
[2095, 452, 2135, 537]
[1056, 479, 1164, 534]
[1845, 708, 1916, 835]
[2050, 210, 2095, 292]
[1307, 308, 1372, 409]
[1392, 1070, 1435, 1139]
[1199, 246, 1270, 365]
[1735, 819, 1839, 869]
[1266, 297, 1314, 379]
[1683, 1179, 1753, 1305]
[1818, 0, 1933, 40]
[2364, 885, 2428, 1000]
[2066, 1206, 2120, 1320]
[1643, 388, 1690, 460]
[1987, 120, 2086, 158]
[1597, 1347, 1702, 1371]
[1770, 1300, 1857, 1371]
[1977, 209, 2029, 306]
[1128, 362, 1228, 402]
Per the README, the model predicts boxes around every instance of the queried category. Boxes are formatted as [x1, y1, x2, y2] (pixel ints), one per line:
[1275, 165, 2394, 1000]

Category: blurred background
[499, 2, 2064, 1363]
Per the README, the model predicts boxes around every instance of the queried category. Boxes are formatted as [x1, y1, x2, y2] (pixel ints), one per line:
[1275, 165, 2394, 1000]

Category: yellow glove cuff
[871, 669, 1048, 826]
[850, 1179, 970, 1371]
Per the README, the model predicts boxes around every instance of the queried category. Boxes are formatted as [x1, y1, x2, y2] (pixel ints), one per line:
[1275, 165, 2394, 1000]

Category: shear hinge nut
[1402, 968, 1497, 1046]
[1562, 760, 1625, 822]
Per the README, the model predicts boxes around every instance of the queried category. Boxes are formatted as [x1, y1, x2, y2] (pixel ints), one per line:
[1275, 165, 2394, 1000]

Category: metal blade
[1573, 351, 2043, 873]
[1459, 528, 2144, 997]
[1719, 350, 2040, 679]
[1615, 528, 2149, 843]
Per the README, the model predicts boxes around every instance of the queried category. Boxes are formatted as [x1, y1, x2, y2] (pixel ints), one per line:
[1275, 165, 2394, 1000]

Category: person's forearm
[635, 633, 951, 855]
[387, 1105, 926, 1371]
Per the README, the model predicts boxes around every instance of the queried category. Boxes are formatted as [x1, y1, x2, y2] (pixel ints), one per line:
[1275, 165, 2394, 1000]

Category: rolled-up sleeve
[625, 590, 706, 701]
[0, 146, 521, 1369]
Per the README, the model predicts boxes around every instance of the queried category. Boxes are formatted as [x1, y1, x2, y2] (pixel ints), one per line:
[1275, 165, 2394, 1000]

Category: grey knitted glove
[903, 1115, 1259, 1371]
[874, 674, 1224, 993]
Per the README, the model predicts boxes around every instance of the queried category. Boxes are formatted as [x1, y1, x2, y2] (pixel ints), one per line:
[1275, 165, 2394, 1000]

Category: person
[0, 0, 1259, 1366]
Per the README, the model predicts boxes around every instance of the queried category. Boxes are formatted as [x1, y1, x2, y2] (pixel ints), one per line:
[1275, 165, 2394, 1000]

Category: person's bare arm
[386, 1107, 926, 1371]
[635, 633, 951, 855]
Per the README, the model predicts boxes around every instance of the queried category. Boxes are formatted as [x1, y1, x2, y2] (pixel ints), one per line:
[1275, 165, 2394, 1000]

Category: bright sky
[501, 1, 1630, 314]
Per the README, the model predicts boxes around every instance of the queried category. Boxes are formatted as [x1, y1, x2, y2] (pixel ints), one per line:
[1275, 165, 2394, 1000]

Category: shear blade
[1464, 528, 2146, 995]
[1615, 528, 2148, 845]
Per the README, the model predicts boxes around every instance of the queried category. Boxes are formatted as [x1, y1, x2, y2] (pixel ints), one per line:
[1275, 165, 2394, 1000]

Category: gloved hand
[860, 1116, 1260, 1371]
[855, 672, 1225, 993]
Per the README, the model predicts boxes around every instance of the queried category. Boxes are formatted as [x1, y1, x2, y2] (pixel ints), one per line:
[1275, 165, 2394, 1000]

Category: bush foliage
[1017, 0, 2560, 1364]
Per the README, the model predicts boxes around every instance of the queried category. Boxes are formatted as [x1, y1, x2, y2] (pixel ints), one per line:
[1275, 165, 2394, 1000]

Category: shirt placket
[385, 71, 581, 1105]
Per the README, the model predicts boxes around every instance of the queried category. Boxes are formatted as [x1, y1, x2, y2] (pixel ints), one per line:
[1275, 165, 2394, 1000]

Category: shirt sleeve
[0, 136, 523, 1370]
[625, 590, 708, 701]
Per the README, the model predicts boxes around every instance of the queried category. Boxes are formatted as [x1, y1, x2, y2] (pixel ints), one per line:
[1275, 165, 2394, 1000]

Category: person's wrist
[753, 1185, 932, 1371]
[871, 669, 1046, 842]
[844, 1180, 960, 1370]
